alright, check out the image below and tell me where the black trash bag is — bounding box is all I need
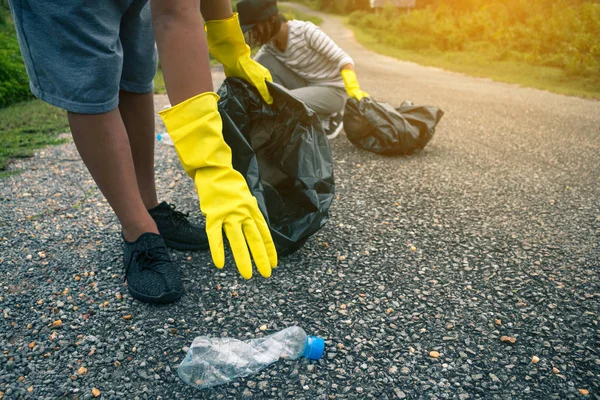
[343,97,444,155]
[217,78,335,256]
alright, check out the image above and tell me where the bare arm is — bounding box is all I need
[200,0,232,21]
[151,0,234,106]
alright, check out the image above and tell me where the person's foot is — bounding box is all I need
[323,112,344,140]
[123,233,184,304]
[148,201,209,251]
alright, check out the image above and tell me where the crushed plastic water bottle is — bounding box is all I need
[156,132,174,146]
[178,326,324,389]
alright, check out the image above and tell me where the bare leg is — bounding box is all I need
[118,90,159,210]
[151,0,232,105]
[68,109,158,242]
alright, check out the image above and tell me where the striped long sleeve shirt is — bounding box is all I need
[255,20,354,88]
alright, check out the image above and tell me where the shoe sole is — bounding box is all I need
[127,285,184,304]
[327,122,344,140]
[163,238,210,251]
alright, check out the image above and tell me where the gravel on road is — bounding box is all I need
[1,11,600,400]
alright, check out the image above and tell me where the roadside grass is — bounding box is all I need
[154,67,166,94]
[0,100,69,177]
[280,4,322,24]
[283,1,600,99]
[349,23,600,99]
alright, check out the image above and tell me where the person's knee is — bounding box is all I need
[67,107,118,121]
[312,90,347,115]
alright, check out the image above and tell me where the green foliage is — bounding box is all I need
[0,4,68,172]
[348,0,600,84]
[0,7,34,108]
[351,23,600,98]
[0,30,33,108]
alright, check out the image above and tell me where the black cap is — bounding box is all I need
[237,0,279,33]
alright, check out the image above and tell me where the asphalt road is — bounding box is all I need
[1,6,599,400]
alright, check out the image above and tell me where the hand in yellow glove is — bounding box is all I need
[205,13,273,104]
[341,69,369,101]
[159,93,277,279]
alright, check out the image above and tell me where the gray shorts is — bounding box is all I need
[8,0,157,114]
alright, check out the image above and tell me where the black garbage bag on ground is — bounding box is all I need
[343,97,444,155]
[217,78,335,256]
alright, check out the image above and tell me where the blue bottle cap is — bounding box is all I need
[303,336,325,360]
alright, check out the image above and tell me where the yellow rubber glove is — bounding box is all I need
[205,13,273,104]
[158,93,278,279]
[341,69,369,101]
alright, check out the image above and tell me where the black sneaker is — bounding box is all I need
[325,112,344,140]
[123,233,184,304]
[148,202,209,251]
